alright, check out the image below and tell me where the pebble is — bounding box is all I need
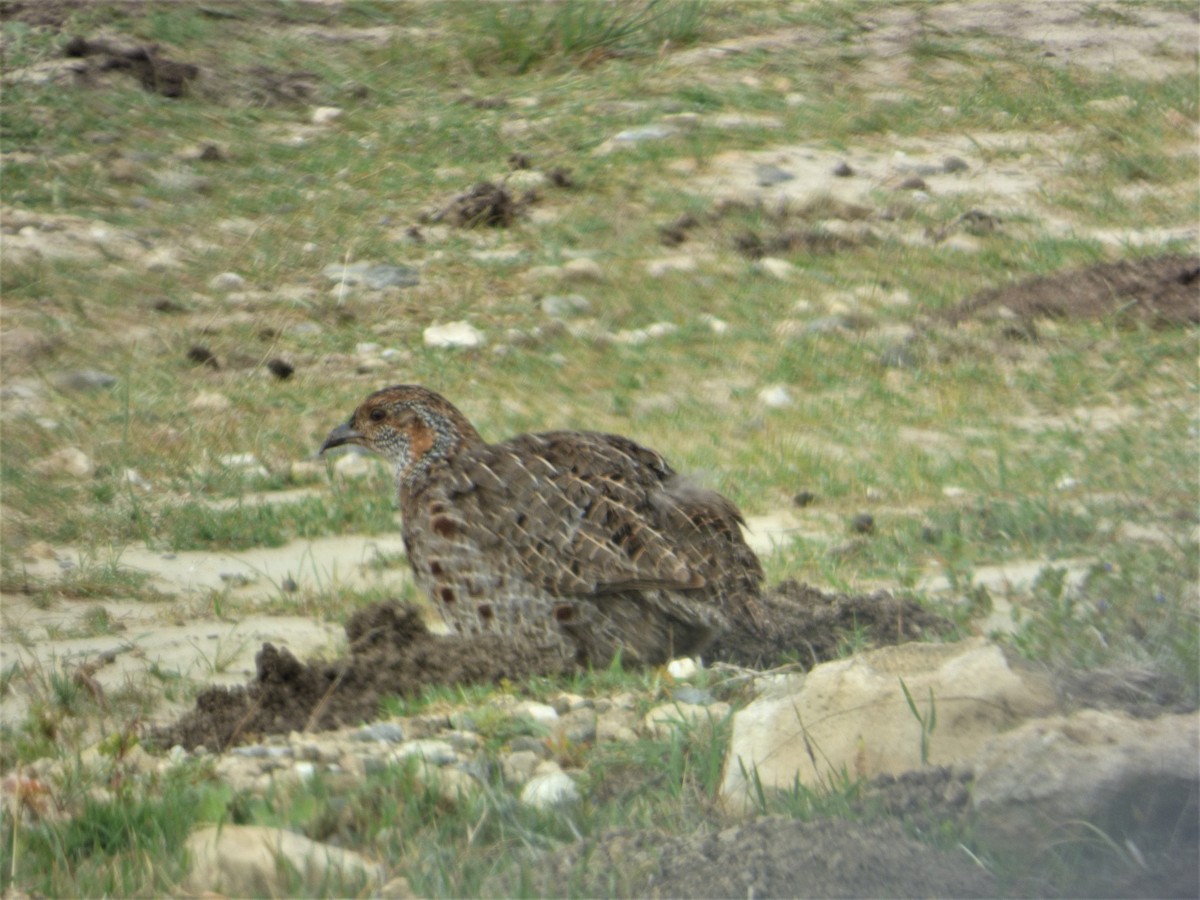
[53,369,117,392]
[755,164,795,186]
[208,272,247,291]
[31,447,94,479]
[323,262,419,290]
[757,385,793,408]
[423,321,486,349]
[540,294,591,318]
[353,722,406,744]
[667,658,700,680]
[310,106,344,125]
[612,124,677,144]
[645,255,697,278]
[514,701,559,726]
[560,257,605,283]
[520,764,580,810]
[754,257,795,280]
[333,453,374,479]
[391,739,457,766]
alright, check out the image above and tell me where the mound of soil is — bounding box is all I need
[154,603,573,752]
[155,583,954,751]
[948,254,1199,327]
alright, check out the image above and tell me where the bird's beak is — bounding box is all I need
[320,421,364,454]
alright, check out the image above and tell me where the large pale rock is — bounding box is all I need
[971,708,1200,850]
[183,824,385,896]
[721,638,1056,812]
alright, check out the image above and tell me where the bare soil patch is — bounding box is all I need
[948,254,1200,327]
[155,582,953,751]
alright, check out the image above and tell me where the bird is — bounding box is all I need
[320,384,763,668]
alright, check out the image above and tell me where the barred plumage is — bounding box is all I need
[321,385,763,667]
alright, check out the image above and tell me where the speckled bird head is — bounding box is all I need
[320,385,482,485]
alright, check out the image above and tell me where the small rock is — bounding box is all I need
[502,750,542,786]
[612,124,677,144]
[554,708,598,744]
[1085,95,1136,114]
[53,369,117,392]
[183,825,385,897]
[667,657,700,680]
[290,459,324,481]
[514,702,559,726]
[753,257,795,280]
[353,722,405,744]
[757,385,793,408]
[520,765,580,809]
[645,255,697,278]
[942,486,967,499]
[898,175,927,191]
[323,262,419,290]
[850,513,875,534]
[832,160,855,177]
[32,447,94,479]
[642,701,731,740]
[793,491,816,507]
[755,164,795,186]
[311,106,344,125]
[942,155,969,173]
[560,258,604,283]
[700,314,729,335]
[208,272,246,291]
[187,345,219,368]
[266,358,294,380]
[423,321,486,349]
[540,294,591,318]
[333,453,374,479]
[391,739,457,766]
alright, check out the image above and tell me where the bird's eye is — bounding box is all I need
[369,407,387,422]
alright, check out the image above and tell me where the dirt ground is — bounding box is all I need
[154,580,951,751]
[948,254,1200,327]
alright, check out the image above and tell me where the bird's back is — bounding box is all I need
[400,429,763,666]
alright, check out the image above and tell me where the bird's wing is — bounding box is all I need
[445,431,712,596]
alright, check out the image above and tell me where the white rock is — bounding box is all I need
[645,255,697,278]
[31,447,94,478]
[754,257,795,280]
[332,453,374,479]
[514,701,559,726]
[183,824,385,897]
[219,453,263,470]
[757,385,793,408]
[942,486,967,498]
[561,257,604,283]
[423,321,485,349]
[520,765,580,810]
[189,392,231,412]
[667,657,701,680]
[208,272,246,291]
[699,314,729,335]
[391,739,457,766]
[720,638,1058,813]
[540,294,591,317]
[311,106,344,125]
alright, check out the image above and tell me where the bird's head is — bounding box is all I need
[320,385,482,483]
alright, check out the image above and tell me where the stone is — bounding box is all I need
[753,257,795,280]
[182,824,385,897]
[31,447,94,479]
[757,385,793,408]
[423,321,486,349]
[502,750,542,786]
[391,739,457,766]
[667,657,700,680]
[323,262,419,290]
[311,106,344,125]
[971,709,1200,851]
[53,369,117,392]
[208,272,246,291]
[554,708,598,744]
[540,294,591,317]
[513,701,559,726]
[560,257,604,283]
[720,638,1058,813]
[645,255,697,278]
[521,763,580,809]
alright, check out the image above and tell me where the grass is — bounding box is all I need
[0,0,1196,896]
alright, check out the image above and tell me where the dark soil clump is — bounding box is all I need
[948,254,1200,327]
[156,582,951,750]
[428,182,521,228]
[708,579,955,669]
[154,603,572,751]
